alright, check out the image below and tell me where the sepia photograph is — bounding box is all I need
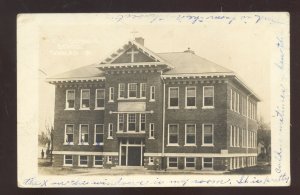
[17,13,290,187]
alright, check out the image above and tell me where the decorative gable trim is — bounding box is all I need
[46,76,105,83]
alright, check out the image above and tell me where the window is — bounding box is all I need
[65,124,74,144]
[149,123,154,139]
[237,127,240,147]
[140,114,146,131]
[150,86,155,101]
[66,90,75,109]
[203,86,214,107]
[168,124,179,145]
[168,157,178,168]
[186,87,196,108]
[233,91,236,111]
[230,89,233,110]
[202,158,213,169]
[95,89,105,109]
[118,114,125,132]
[185,157,196,168]
[64,155,73,166]
[94,124,104,145]
[202,124,213,145]
[118,83,125,99]
[128,114,136,131]
[169,87,179,108]
[128,83,137,98]
[230,126,233,147]
[108,123,113,138]
[94,156,103,167]
[109,87,114,102]
[79,155,88,167]
[148,157,154,165]
[237,93,240,113]
[140,83,146,98]
[185,124,196,145]
[79,124,89,144]
[107,156,112,164]
[80,89,90,109]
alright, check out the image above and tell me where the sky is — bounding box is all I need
[38,14,276,133]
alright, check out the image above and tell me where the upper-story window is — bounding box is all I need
[94,124,104,145]
[168,124,179,145]
[118,114,125,131]
[108,123,113,139]
[118,83,125,99]
[128,83,137,98]
[80,89,90,109]
[66,90,75,109]
[203,86,214,108]
[169,87,179,108]
[202,124,213,146]
[109,87,114,102]
[140,114,146,131]
[65,124,74,144]
[128,114,136,131]
[185,124,196,145]
[186,87,196,108]
[140,83,146,98]
[95,89,105,109]
[79,124,89,145]
[149,123,154,139]
[150,86,155,101]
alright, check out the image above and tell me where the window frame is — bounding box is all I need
[80,89,90,110]
[65,89,75,110]
[128,83,138,99]
[203,86,214,108]
[149,123,155,139]
[117,114,125,132]
[185,86,197,109]
[150,86,155,102]
[167,157,178,169]
[202,157,213,170]
[95,89,105,110]
[79,124,89,145]
[118,83,125,99]
[94,155,103,167]
[63,155,73,166]
[108,123,113,139]
[140,83,146,98]
[139,113,146,131]
[185,157,196,169]
[202,124,214,146]
[78,155,88,167]
[109,87,114,102]
[185,124,196,146]
[94,124,104,145]
[167,124,179,146]
[168,87,179,109]
[64,124,74,145]
[127,113,136,132]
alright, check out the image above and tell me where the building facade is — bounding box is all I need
[47,37,259,171]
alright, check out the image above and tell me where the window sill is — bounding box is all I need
[63,164,73,167]
[93,143,104,146]
[168,107,179,109]
[184,106,197,109]
[63,143,74,145]
[166,144,180,147]
[149,99,155,102]
[184,144,197,147]
[202,106,214,109]
[108,100,114,103]
[64,108,75,111]
[107,137,113,140]
[78,143,89,145]
[148,137,155,140]
[201,144,214,147]
[79,108,90,110]
[78,165,88,167]
[94,108,105,110]
[117,97,146,100]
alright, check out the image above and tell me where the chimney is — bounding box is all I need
[135,37,144,46]
[184,47,195,54]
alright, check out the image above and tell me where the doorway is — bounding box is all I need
[119,138,144,166]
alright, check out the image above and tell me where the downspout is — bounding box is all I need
[162,76,166,170]
[246,93,253,166]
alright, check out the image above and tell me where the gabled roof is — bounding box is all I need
[157,52,233,75]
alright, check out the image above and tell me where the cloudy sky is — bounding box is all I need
[37,13,283,132]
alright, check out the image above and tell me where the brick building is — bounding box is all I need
[47,37,260,171]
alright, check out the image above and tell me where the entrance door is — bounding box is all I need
[127,147,141,166]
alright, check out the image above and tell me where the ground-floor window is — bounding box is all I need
[107,156,113,164]
[94,155,103,167]
[185,157,196,168]
[64,155,73,166]
[79,155,88,167]
[168,157,178,168]
[202,157,213,169]
[148,157,154,165]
